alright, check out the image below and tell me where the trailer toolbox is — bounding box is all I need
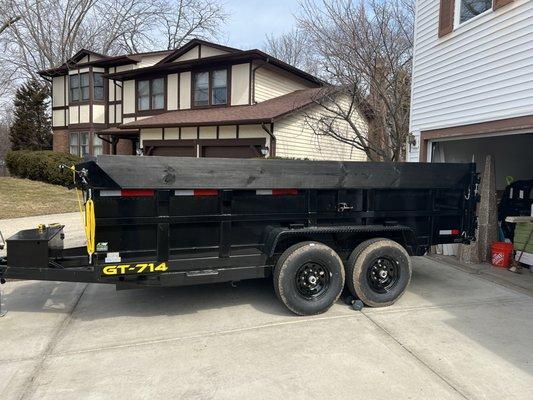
[6,225,64,268]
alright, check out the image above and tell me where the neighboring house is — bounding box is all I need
[409,0,533,189]
[39,39,368,161]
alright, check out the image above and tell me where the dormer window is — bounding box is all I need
[193,69,228,107]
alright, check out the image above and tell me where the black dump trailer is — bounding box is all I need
[0,156,478,315]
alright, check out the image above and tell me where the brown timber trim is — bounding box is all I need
[418,114,533,162]
[438,0,455,38]
[248,62,253,105]
[493,0,514,10]
[144,138,265,148]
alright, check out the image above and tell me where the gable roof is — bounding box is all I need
[120,88,326,129]
[69,48,107,63]
[155,39,240,65]
[38,49,174,78]
[106,49,324,86]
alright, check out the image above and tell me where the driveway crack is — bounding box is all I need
[18,283,89,400]
[361,310,471,400]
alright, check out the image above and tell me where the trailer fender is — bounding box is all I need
[262,225,418,258]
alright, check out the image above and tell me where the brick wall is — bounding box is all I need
[116,139,133,155]
[53,130,69,153]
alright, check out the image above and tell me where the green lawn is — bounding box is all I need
[0,177,79,219]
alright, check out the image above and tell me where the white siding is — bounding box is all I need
[52,109,65,127]
[179,72,191,109]
[167,73,178,110]
[52,76,65,107]
[123,80,135,114]
[93,105,105,124]
[231,63,250,105]
[140,128,163,146]
[254,65,314,103]
[409,0,533,160]
[176,47,199,62]
[274,101,368,161]
[136,54,166,68]
[200,45,229,58]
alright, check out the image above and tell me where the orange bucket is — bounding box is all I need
[491,242,513,268]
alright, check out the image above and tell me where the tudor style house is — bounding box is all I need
[39,39,368,160]
[409,0,533,189]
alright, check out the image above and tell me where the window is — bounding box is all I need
[69,132,79,155]
[137,78,165,111]
[93,73,104,101]
[151,78,164,109]
[69,75,80,102]
[69,132,90,156]
[93,134,103,156]
[193,72,209,107]
[69,72,90,102]
[457,0,492,25]
[193,69,227,107]
[212,70,227,105]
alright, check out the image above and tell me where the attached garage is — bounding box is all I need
[144,138,266,158]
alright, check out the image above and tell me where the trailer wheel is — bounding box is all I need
[346,238,411,308]
[274,241,345,316]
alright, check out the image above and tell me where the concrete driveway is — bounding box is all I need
[1,215,532,399]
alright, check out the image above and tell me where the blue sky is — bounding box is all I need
[223,0,302,49]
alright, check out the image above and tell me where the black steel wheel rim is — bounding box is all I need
[366,257,400,294]
[295,262,331,300]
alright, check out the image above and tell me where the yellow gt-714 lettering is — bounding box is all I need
[102,262,168,276]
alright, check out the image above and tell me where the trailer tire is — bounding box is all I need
[274,241,345,316]
[346,238,411,308]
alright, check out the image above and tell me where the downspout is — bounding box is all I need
[251,58,271,105]
[261,122,276,157]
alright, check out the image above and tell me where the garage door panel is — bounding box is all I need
[201,145,259,158]
[151,146,196,157]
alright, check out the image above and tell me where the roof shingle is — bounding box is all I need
[121,88,325,129]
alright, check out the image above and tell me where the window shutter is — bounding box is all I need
[493,0,513,11]
[438,0,455,38]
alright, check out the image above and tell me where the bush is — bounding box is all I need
[6,150,81,187]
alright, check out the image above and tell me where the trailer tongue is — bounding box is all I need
[0,156,478,315]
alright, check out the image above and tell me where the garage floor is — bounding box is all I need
[0,256,531,400]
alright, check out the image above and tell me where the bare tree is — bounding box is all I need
[159,0,228,50]
[297,0,414,161]
[0,0,227,84]
[263,29,319,76]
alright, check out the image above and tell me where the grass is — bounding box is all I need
[0,177,79,219]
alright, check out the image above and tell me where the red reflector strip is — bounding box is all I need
[256,189,298,196]
[194,189,218,196]
[121,189,155,197]
[439,229,460,235]
[175,189,218,196]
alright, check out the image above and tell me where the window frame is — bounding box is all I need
[69,71,105,104]
[136,77,166,113]
[192,68,230,108]
[69,73,91,103]
[454,0,493,28]
[69,131,89,156]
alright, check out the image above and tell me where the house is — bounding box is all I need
[39,39,368,161]
[408,0,533,190]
